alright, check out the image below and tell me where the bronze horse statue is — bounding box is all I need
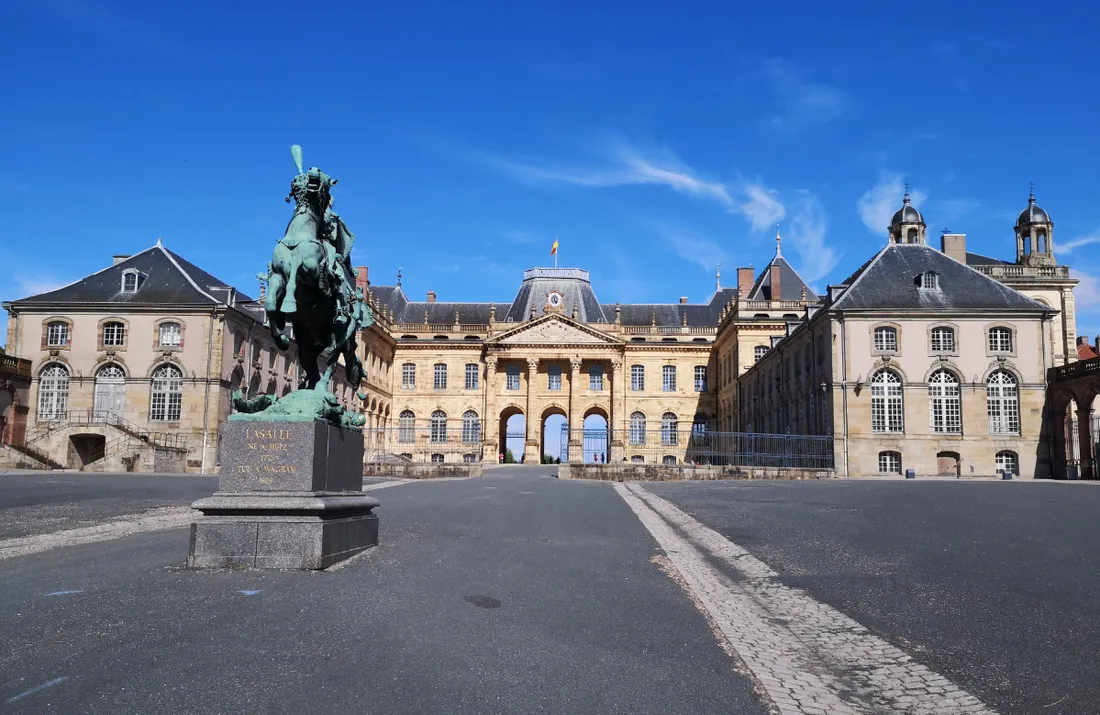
[260,147,370,403]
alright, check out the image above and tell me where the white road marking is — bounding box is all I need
[615,483,996,715]
[0,507,197,561]
[361,479,413,491]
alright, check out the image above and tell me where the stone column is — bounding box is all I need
[610,358,625,462]
[567,357,583,461]
[524,357,539,463]
[1078,406,1095,480]
[482,356,498,464]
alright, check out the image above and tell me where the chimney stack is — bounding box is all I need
[679,297,688,304]
[356,266,369,292]
[940,233,967,263]
[426,290,436,303]
[769,264,781,301]
[737,267,755,299]
[112,254,130,266]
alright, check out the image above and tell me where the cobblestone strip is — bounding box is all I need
[616,483,997,715]
[0,507,198,560]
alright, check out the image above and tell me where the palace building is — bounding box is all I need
[1,191,1083,477]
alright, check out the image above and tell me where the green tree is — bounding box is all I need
[504,448,516,464]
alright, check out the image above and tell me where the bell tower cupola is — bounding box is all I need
[1015,185,1055,266]
[888,186,927,245]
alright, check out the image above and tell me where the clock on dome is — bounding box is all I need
[546,290,564,312]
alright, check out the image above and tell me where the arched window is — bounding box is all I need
[661,412,678,446]
[430,410,447,443]
[150,365,183,421]
[461,410,480,444]
[37,364,69,419]
[431,453,445,463]
[995,450,1019,476]
[930,326,955,353]
[928,370,961,434]
[873,326,898,352]
[398,410,415,443]
[987,371,1020,434]
[102,320,126,347]
[870,370,903,433]
[401,363,415,390]
[629,412,646,445]
[878,451,902,474]
[94,364,126,416]
[251,340,262,365]
[159,321,182,347]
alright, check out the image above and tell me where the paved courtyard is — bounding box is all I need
[0,469,1095,714]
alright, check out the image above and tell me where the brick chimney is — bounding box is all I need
[679,297,688,304]
[355,266,369,292]
[426,290,436,303]
[940,233,967,263]
[768,264,781,301]
[737,267,755,298]
[112,254,130,265]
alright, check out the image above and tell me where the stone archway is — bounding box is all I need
[499,405,525,464]
[540,404,567,464]
[580,405,610,464]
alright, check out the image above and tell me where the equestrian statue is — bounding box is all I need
[230,145,371,427]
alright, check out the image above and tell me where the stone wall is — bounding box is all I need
[559,463,833,482]
[364,462,482,479]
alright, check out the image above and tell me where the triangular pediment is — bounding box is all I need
[488,314,622,345]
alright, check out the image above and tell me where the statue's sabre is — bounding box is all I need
[290,144,304,175]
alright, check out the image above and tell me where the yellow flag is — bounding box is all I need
[550,238,559,255]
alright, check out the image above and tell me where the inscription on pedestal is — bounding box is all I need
[218,421,363,493]
[239,427,296,486]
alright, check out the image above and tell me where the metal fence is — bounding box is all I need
[1064,413,1100,479]
[560,428,834,469]
[364,427,483,464]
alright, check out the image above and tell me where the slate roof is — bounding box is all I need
[830,243,1050,313]
[964,251,1010,267]
[7,242,262,318]
[746,253,819,302]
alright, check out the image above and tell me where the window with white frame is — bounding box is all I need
[754,345,768,363]
[919,271,939,290]
[506,364,521,390]
[431,453,444,463]
[873,326,898,352]
[37,364,70,419]
[121,270,140,293]
[102,321,125,347]
[987,371,1020,434]
[401,363,415,390]
[159,322,182,347]
[629,412,646,445]
[433,363,447,390]
[548,364,562,391]
[464,363,479,390]
[461,410,480,444]
[463,453,477,463]
[662,365,676,392]
[928,370,961,434]
[430,410,447,443]
[694,365,707,392]
[589,364,603,391]
[662,455,677,465]
[630,364,644,391]
[995,450,1019,476]
[870,369,904,433]
[988,326,1013,353]
[150,365,183,421]
[661,413,678,446]
[46,321,69,347]
[930,326,955,352]
[878,451,902,474]
[398,410,415,442]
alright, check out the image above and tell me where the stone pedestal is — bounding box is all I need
[187,420,379,570]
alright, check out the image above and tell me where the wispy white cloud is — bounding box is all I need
[737,184,786,231]
[14,275,66,298]
[1060,233,1100,255]
[857,173,928,236]
[655,225,728,273]
[785,192,840,285]
[760,59,847,130]
[1071,269,1100,338]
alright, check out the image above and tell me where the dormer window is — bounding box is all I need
[121,269,143,293]
[918,271,939,290]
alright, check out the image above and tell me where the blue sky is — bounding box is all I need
[3,0,1099,340]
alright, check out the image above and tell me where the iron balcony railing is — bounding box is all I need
[364,426,484,464]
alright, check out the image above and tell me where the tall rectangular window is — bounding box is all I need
[931,326,955,352]
[662,365,676,392]
[548,364,562,391]
[401,363,415,390]
[988,327,1013,353]
[630,365,644,392]
[506,364,521,390]
[694,366,707,392]
[159,322,182,347]
[874,326,898,352]
[589,365,603,391]
[46,321,69,347]
[754,346,768,363]
[102,321,125,347]
[433,363,447,390]
[464,363,479,390]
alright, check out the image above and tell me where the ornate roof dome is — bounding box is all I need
[890,193,924,226]
[1016,190,1051,226]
